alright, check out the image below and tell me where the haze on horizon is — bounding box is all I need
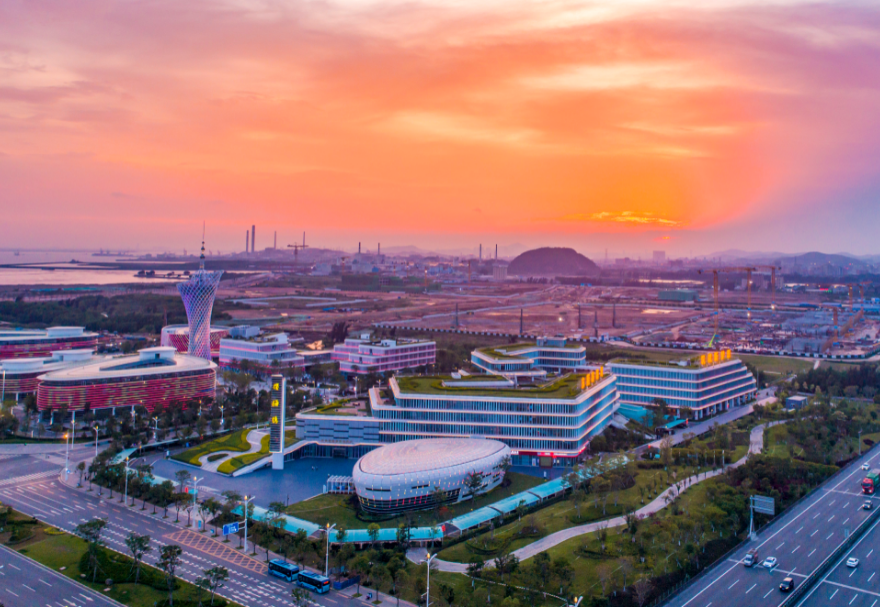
[2,0,880,258]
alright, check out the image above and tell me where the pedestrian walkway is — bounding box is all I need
[422,420,780,572]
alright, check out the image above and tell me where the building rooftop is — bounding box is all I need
[0,326,97,342]
[392,372,608,400]
[39,347,215,382]
[356,438,508,476]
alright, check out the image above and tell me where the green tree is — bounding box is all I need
[158,544,183,607]
[124,532,151,584]
[75,518,107,582]
[367,523,381,547]
[201,566,229,606]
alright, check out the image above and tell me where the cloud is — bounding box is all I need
[552,211,685,229]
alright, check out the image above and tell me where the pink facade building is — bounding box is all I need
[332,335,436,374]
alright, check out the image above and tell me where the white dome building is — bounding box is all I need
[353,438,510,514]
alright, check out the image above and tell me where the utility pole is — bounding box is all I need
[520,308,524,335]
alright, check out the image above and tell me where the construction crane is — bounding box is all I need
[698,266,757,340]
[339,256,349,274]
[754,265,781,310]
[859,282,871,311]
[286,232,309,264]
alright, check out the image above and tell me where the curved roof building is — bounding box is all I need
[0,350,105,398]
[36,346,216,413]
[176,240,223,361]
[353,438,510,513]
[0,327,100,359]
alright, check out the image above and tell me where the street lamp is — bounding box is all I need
[123,457,141,506]
[243,495,254,554]
[63,433,70,479]
[220,406,225,429]
[191,476,203,527]
[325,523,336,577]
[424,552,437,607]
[93,425,100,458]
[152,416,159,440]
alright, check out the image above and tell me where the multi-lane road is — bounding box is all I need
[0,445,357,607]
[667,445,880,607]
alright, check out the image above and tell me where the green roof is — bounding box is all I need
[475,341,584,360]
[394,373,596,399]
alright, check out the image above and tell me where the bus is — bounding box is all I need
[268,559,300,582]
[296,570,331,594]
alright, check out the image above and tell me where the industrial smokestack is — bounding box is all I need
[479,244,482,261]
[251,225,255,253]
[495,244,498,260]
[246,231,249,254]
[359,242,361,254]
[274,231,277,249]
[378,243,381,256]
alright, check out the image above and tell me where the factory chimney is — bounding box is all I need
[479,244,482,261]
[274,231,277,249]
[245,231,249,254]
[251,225,255,253]
[378,243,381,256]
[359,242,361,255]
[495,244,498,261]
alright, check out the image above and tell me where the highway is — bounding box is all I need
[666,444,880,607]
[0,542,124,607]
[0,447,357,607]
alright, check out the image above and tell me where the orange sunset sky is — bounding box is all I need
[2,0,880,257]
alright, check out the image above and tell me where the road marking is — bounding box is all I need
[851,568,857,577]
[811,529,819,537]
[814,513,821,519]
[853,595,859,605]
[763,589,774,598]
[868,549,874,559]
[831,589,840,600]
[797,526,803,533]
[777,542,785,549]
[824,580,880,598]
[4,589,18,597]
[844,517,850,526]
[830,515,836,522]
[746,583,756,594]
[871,572,877,582]
[38,579,51,586]
[728,580,738,590]
[828,533,835,540]
[809,549,817,557]
[792,545,800,553]
[21,583,34,591]
[831,500,837,506]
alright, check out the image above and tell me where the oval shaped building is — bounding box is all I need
[353,438,510,514]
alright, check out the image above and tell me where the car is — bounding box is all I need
[865,501,873,510]
[762,557,778,569]
[863,463,871,471]
[779,577,795,592]
[743,551,759,567]
[847,558,860,568]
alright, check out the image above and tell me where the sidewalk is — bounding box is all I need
[424,420,780,572]
[59,451,419,607]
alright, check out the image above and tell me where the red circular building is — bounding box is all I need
[160,325,228,359]
[36,346,216,413]
[0,327,100,359]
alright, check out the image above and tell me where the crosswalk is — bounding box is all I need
[0,470,58,488]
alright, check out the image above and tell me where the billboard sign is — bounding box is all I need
[269,374,286,453]
[751,495,775,516]
[222,522,239,535]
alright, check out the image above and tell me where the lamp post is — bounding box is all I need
[424,553,436,607]
[152,416,159,441]
[1,368,6,406]
[63,433,70,479]
[93,425,100,458]
[191,476,203,527]
[123,457,141,506]
[325,523,336,577]
[220,406,225,429]
[243,494,254,554]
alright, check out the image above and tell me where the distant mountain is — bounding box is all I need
[507,247,599,277]
[785,252,868,267]
[707,249,790,260]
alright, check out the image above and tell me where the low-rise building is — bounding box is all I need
[332,334,435,375]
[608,351,756,420]
[36,346,216,414]
[0,350,104,400]
[219,332,304,376]
[470,337,587,380]
[0,327,100,359]
[786,395,809,410]
[371,370,618,467]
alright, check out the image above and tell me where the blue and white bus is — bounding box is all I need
[268,559,300,582]
[296,570,331,594]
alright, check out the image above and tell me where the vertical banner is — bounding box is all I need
[269,374,286,454]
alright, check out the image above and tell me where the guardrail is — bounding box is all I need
[780,506,880,606]
[656,441,880,606]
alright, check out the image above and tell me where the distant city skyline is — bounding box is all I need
[2,0,880,256]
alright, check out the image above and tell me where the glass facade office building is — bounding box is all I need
[608,359,757,420]
[370,374,619,467]
[471,337,587,380]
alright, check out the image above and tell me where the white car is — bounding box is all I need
[762,557,778,569]
[862,464,870,471]
[847,558,860,568]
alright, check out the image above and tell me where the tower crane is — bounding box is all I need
[286,232,309,264]
[754,265,781,310]
[698,266,757,341]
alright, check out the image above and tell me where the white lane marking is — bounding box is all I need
[38,579,51,586]
[868,549,874,559]
[792,545,800,553]
[872,572,877,583]
[830,515,836,522]
[728,580,739,590]
[746,583,756,594]
[809,548,817,557]
[811,530,819,537]
[777,542,786,549]
[763,589,774,598]
[852,595,859,605]
[828,533,836,540]
[797,526,804,533]
[831,589,840,600]
[844,517,850,525]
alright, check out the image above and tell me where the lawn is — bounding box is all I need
[286,471,544,530]
[216,430,300,474]
[395,373,587,399]
[170,429,252,466]
[738,354,815,376]
[15,521,243,607]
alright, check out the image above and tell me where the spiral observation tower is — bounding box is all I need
[177,237,223,361]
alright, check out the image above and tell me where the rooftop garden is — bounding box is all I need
[394,373,595,399]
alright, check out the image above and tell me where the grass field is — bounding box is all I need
[170,429,252,466]
[216,430,299,474]
[737,354,816,376]
[14,520,243,607]
[286,471,543,530]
